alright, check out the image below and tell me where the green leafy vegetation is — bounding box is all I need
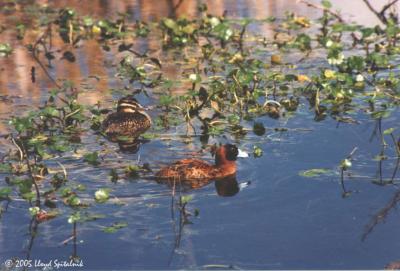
[299,168,333,178]
[102,222,128,233]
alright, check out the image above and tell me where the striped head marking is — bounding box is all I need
[117,96,143,113]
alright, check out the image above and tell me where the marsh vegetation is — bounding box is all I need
[1,0,400,269]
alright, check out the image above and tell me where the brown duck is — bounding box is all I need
[102,96,151,140]
[156,144,242,187]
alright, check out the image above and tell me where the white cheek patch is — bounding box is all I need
[119,102,138,109]
[237,149,249,158]
[121,108,136,113]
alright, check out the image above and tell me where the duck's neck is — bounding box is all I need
[213,162,236,178]
[214,154,236,177]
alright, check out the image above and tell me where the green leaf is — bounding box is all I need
[66,195,81,206]
[68,212,81,224]
[28,134,48,145]
[83,16,94,27]
[125,165,140,178]
[16,179,33,195]
[60,187,73,198]
[371,110,391,119]
[51,139,72,152]
[95,188,110,203]
[340,159,352,170]
[284,74,298,81]
[0,43,13,57]
[29,206,40,216]
[80,213,106,222]
[0,187,12,200]
[361,27,374,38]
[109,169,119,183]
[321,0,332,8]
[115,135,132,142]
[162,18,178,30]
[182,24,196,34]
[76,184,86,191]
[0,163,12,173]
[41,106,59,117]
[181,195,193,204]
[295,33,311,51]
[383,128,396,135]
[141,133,157,140]
[84,151,100,166]
[253,122,266,136]
[299,168,332,177]
[253,145,263,158]
[103,222,128,233]
[264,16,276,23]
[22,192,35,201]
[347,56,365,72]
[159,95,174,106]
[373,154,388,161]
[228,114,240,125]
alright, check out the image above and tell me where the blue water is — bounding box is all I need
[1,1,400,270]
[2,107,400,269]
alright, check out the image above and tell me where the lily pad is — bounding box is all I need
[95,188,110,203]
[299,168,333,177]
[103,222,128,233]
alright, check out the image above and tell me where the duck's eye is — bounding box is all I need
[225,145,238,161]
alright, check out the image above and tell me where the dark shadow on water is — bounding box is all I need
[215,176,240,197]
[105,136,149,153]
[157,174,241,197]
[362,189,400,242]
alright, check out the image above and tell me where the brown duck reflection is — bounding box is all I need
[103,133,148,153]
[158,175,240,197]
[214,176,240,197]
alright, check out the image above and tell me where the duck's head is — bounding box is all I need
[215,144,239,165]
[117,96,144,113]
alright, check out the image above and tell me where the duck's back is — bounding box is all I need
[156,159,216,183]
[102,111,151,138]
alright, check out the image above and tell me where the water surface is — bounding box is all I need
[1,0,400,270]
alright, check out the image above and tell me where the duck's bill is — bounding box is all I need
[237,149,249,158]
[239,181,251,189]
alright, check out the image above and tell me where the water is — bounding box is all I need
[1,0,400,270]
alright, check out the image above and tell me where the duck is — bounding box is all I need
[102,96,151,140]
[156,144,244,186]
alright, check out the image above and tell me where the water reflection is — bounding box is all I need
[18,217,81,270]
[26,218,39,263]
[166,175,240,266]
[157,174,240,197]
[107,137,148,153]
[362,189,400,241]
[28,0,397,23]
[214,176,240,197]
[0,0,397,136]
[2,0,400,269]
